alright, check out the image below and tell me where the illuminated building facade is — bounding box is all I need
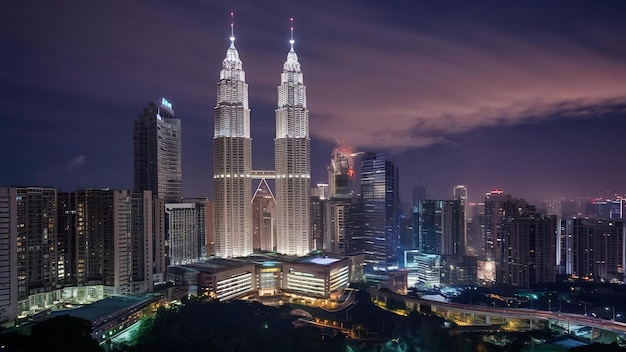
[353,152,399,278]
[165,203,198,265]
[275,24,310,256]
[252,179,276,251]
[404,250,440,289]
[483,190,527,283]
[283,256,350,298]
[0,187,58,323]
[213,19,253,258]
[560,218,625,282]
[133,99,182,203]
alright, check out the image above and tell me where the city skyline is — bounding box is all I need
[2,1,626,203]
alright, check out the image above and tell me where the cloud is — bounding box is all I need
[296,13,626,151]
[67,155,86,172]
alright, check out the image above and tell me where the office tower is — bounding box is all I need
[310,185,325,251]
[353,152,399,277]
[0,187,57,323]
[213,18,252,258]
[560,218,625,282]
[252,179,276,251]
[275,22,310,256]
[415,200,464,256]
[506,211,557,287]
[165,203,198,265]
[134,98,182,203]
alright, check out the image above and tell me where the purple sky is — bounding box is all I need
[2,1,626,203]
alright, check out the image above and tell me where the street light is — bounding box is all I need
[606,306,615,320]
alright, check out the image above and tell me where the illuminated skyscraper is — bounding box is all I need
[134,98,182,203]
[351,152,399,279]
[213,15,252,258]
[275,20,310,256]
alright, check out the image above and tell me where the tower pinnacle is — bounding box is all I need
[289,17,295,52]
[229,12,235,47]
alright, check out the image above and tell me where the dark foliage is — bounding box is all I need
[0,315,102,352]
[125,296,346,352]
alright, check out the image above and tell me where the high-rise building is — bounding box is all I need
[560,218,625,282]
[73,189,153,294]
[483,190,527,283]
[252,179,276,251]
[466,202,485,257]
[0,187,58,323]
[184,197,213,261]
[310,185,326,251]
[165,203,198,265]
[506,211,557,287]
[134,98,182,203]
[57,192,77,286]
[353,152,399,277]
[324,145,355,255]
[454,185,468,254]
[213,18,252,258]
[327,143,355,199]
[415,200,464,256]
[275,22,310,256]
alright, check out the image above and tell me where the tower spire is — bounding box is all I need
[230,11,235,47]
[289,17,295,52]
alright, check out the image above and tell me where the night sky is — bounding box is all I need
[2,1,626,203]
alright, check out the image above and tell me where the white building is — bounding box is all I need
[213,18,253,258]
[275,23,311,256]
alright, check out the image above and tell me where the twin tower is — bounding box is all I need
[213,17,310,258]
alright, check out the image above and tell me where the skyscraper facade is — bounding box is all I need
[506,211,557,287]
[560,218,625,282]
[415,200,464,256]
[354,152,399,277]
[134,98,182,203]
[0,187,58,323]
[213,22,252,258]
[275,26,310,256]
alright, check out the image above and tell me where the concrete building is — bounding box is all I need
[213,20,253,258]
[506,212,557,287]
[133,98,182,203]
[275,25,311,257]
[0,187,60,322]
[165,203,198,265]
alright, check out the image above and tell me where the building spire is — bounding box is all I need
[229,11,235,47]
[289,17,295,52]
